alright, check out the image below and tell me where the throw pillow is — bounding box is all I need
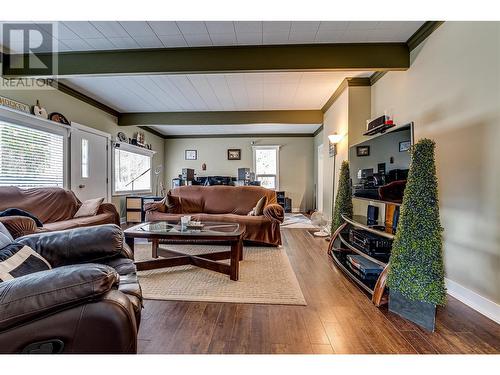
[0,242,52,282]
[247,196,267,216]
[0,208,43,227]
[179,196,204,214]
[74,197,104,218]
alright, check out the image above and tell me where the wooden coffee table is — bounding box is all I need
[124,221,245,281]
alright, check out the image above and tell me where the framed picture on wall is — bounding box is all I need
[185,150,197,160]
[227,149,241,160]
[399,140,411,152]
[356,145,370,157]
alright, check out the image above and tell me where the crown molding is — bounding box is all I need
[321,77,371,113]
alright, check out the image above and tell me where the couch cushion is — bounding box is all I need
[0,187,80,224]
[42,212,116,232]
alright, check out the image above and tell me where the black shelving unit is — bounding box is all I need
[328,214,395,306]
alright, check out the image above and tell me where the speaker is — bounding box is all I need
[238,168,250,181]
[367,205,379,225]
[377,163,386,175]
[182,168,195,181]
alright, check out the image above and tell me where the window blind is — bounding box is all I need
[0,121,64,188]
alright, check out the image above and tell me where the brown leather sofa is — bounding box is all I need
[0,187,120,239]
[0,224,142,353]
[145,185,285,246]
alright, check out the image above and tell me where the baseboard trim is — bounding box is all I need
[445,278,500,324]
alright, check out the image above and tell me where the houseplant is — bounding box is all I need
[331,160,353,233]
[387,138,446,331]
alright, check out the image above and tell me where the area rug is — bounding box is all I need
[281,213,317,229]
[135,244,306,306]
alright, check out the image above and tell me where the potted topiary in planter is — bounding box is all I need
[331,160,353,233]
[387,138,446,332]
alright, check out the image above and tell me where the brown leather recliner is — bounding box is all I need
[0,224,142,354]
[0,187,120,239]
[145,185,285,246]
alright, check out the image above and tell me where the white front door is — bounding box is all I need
[317,144,324,212]
[70,124,110,202]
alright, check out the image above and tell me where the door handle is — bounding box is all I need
[78,184,85,188]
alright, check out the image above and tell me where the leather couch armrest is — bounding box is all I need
[0,264,118,332]
[0,216,38,239]
[97,202,121,226]
[263,203,285,223]
[17,224,132,267]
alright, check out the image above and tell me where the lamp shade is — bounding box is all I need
[328,133,344,144]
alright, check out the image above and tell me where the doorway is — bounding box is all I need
[317,144,324,212]
[70,123,111,202]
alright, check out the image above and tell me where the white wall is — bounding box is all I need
[371,22,500,304]
[164,136,315,212]
[321,90,349,218]
[313,129,324,210]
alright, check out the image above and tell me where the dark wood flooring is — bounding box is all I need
[136,228,500,354]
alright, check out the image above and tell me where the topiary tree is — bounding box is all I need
[387,138,446,306]
[331,160,353,233]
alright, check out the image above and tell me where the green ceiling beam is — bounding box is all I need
[4,43,410,77]
[118,110,323,126]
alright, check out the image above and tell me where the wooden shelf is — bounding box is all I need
[342,214,394,240]
[338,233,388,267]
[352,196,402,206]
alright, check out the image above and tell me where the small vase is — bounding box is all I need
[389,290,436,332]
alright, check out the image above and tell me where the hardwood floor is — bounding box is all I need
[137,228,500,354]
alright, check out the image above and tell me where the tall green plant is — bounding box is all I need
[387,139,446,305]
[331,160,353,233]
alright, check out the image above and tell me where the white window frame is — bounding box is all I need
[252,145,280,190]
[0,106,70,188]
[112,141,156,196]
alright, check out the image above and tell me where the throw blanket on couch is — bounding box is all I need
[0,208,43,227]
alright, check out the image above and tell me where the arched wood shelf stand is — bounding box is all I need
[328,215,393,307]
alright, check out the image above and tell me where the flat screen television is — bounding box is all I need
[349,123,414,203]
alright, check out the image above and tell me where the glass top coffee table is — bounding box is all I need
[124,221,245,281]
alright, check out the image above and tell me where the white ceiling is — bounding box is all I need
[0,21,425,52]
[61,71,372,112]
[151,123,321,136]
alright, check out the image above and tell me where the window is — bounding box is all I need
[113,146,152,194]
[253,145,280,190]
[0,121,64,188]
[81,138,89,178]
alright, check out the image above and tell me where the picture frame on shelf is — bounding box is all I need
[227,149,241,160]
[185,150,197,160]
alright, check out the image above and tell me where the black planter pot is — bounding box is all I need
[389,290,436,332]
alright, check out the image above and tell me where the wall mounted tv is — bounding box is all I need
[349,122,414,204]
